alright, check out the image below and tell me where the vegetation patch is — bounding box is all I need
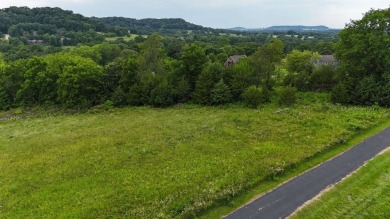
[0,104,388,218]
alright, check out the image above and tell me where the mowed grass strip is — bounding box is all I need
[290,150,390,219]
[0,104,389,218]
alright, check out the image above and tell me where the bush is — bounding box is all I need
[241,86,263,108]
[278,87,297,106]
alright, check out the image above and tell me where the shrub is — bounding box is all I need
[241,86,263,108]
[278,87,297,106]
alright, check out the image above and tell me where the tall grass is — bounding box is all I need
[0,104,389,218]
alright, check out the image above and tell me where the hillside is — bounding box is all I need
[0,6,106,34]
[0,6,214,37]
[95,17,212,34]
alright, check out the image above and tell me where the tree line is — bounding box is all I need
[0,7,388,110]
[0,33,342,110]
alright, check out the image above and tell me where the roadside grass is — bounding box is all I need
[0,102,389,218]
[290,150,390,219]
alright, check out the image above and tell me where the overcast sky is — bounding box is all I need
[1,1,389,28]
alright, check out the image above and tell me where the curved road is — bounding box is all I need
[225,126,390,219]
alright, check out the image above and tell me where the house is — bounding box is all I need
[224,55,246,67]
[27,39,44,45]
[317,55,339,67]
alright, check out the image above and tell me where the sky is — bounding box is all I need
[1,0,389,28]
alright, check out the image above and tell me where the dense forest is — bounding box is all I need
[0,6,388,111]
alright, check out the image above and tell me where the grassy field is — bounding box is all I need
[105,34,147,42]
[0,102,389,218]
[290,150,390,219]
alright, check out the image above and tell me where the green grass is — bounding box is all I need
[290,150,390,219]
[0,103,389,218]
[105,34,147,42]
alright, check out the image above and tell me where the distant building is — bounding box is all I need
[27,39,44,45]
[317,55,339,67]
[224,55,246,67]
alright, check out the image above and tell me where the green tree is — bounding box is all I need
[285,50,320,91]
[211,79,232,105]
[172,77,191,103]
[103,56,138,102]
[278,87,297,106]
[0,54,11,110]
[228,57,255,99]
[335,7,390,106]
[336,7,390,80]
[16,56,50,105]
[55,54,104,108]
[354,76,380,106]
[138,33,165,76]
[0,59,26,109]
[309,65,336,91]
[331,83,350,104]
[149,79,174,107]
[69,45,102,64]
[286,50,319,75]
[241,86,263,108]
[179,44,208,90]
[192,70,214,105]
[250,38,284,89]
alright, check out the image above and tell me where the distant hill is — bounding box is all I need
[227,25,336,32]
[94,17,212,34]
[0,6,218,37]
[0,6,106,34]
[265,25,330,31]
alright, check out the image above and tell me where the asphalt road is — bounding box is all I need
[224,126,390,219]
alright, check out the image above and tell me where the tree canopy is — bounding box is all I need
[333,7,390,107]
